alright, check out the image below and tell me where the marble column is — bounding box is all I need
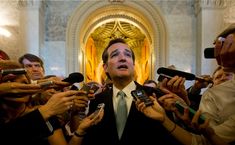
[18,0,44,56]
[194,0,227,75]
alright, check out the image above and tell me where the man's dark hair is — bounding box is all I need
[18,53,44,69]
[217,24,235,38]
[102,38,135,64]
[101,38,135,80]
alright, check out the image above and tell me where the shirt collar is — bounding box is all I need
[113,81,136,98]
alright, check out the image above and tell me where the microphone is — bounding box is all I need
[204,47,215,59]
[1,68,26,75]
[157,67,212,83]
[157,67,195,80]
[63,72,84,84]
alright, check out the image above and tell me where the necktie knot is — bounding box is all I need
[118,91,126,98]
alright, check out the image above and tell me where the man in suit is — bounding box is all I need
[79,38,182,145]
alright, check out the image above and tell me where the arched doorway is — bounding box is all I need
[66,1,168,84]
[85,20,149,84]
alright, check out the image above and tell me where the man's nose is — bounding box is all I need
[31,65,39,70]
[119,53,126,61]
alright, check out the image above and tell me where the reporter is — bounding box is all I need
[0,60,81,145]
[135,96,229,145]
[18,53,45,81]
[199,24,235,144]
[214,24,235,71]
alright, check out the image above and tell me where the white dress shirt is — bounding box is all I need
[112,81,135,116]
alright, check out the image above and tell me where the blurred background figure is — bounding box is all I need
[0,50,10,60]
[18,53,45,82]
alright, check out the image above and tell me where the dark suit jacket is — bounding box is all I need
[0,109,60,145]
[82,82,183,145]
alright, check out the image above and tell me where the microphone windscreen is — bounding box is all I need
[204,47,215,59]
[157,67,195,80]
[63,72,84,84]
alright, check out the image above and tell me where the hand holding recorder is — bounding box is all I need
[175,101,206,124]
[74,103,105,136]
[131,89,154,107]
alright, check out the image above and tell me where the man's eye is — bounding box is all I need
[110,53,118,58]
[25,65,32,68]
[125,53,132,57]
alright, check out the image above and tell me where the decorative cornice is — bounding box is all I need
[193,0,227,16]
[18,0,43,9]
[108,0,124,3]
[223,1,235,23]
[78,4,153,45]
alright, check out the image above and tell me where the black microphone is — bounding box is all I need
[1,68,26,75]
[157,67,195,80]
[63,72,84,84]
[204,47,215,59]
[157,67,212,83]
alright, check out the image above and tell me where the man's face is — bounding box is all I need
[22,58,44,80]
[214,33,235,67]
[103,42,135,80]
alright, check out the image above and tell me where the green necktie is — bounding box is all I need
[116,91,127,139]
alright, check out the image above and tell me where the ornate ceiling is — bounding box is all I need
[90,20,146,61]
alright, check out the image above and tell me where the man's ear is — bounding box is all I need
[103,63,108,73]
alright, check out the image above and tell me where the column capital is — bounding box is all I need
[193,0,229,16]
[18,0,44,9]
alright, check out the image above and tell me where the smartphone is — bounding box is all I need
[93,103,105,117]
[131,89,154,106]
[175,101,206,124]
[39,81,54,89]
[1,68,26,75]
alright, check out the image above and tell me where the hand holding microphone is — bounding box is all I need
[63,72,84,90]
[37,72,84,91]
[63,72,84,84]
[157,67,213,83]
[0,68,27,83]
[0,82,41,96]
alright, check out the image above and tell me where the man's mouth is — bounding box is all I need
[117,65,128,69]
[33,73,41,76]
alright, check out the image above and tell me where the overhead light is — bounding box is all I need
[0,27,11,37]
